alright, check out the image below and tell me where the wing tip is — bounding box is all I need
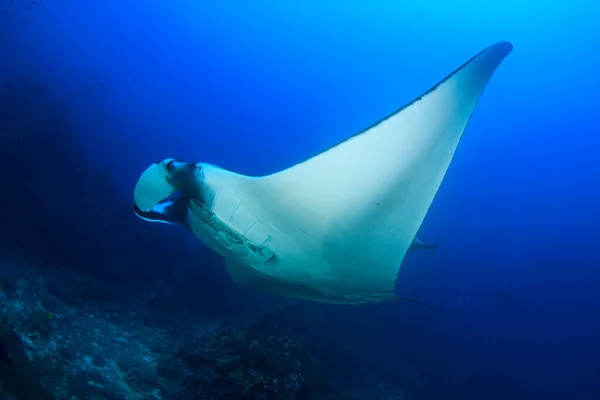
[493,40,514,52]
[484,40,514,63]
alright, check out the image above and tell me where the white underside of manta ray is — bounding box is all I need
[133,41,513,304]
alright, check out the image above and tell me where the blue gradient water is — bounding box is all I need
[1,1,599,398]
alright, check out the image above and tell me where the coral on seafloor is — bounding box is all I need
[165,324,311,400]
[0,259,323,400]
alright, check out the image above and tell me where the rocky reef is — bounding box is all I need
[0,257,415,400]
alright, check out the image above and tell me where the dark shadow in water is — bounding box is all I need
[0,77,189,285]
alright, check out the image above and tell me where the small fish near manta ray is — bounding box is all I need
[133,41,513,305]
[409,235,439,252]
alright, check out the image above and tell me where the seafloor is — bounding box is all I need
[0,258,410,400]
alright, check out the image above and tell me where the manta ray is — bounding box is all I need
[133,41,513,304]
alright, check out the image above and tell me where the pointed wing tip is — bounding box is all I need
[456,41,513,90]
[494,41,514,52]
[485,41,514,62]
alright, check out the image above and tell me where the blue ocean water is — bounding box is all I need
[0,0,599,399]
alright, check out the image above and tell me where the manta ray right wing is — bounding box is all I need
[234,42,513,301]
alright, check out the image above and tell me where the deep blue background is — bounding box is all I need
[1,0,599,398]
